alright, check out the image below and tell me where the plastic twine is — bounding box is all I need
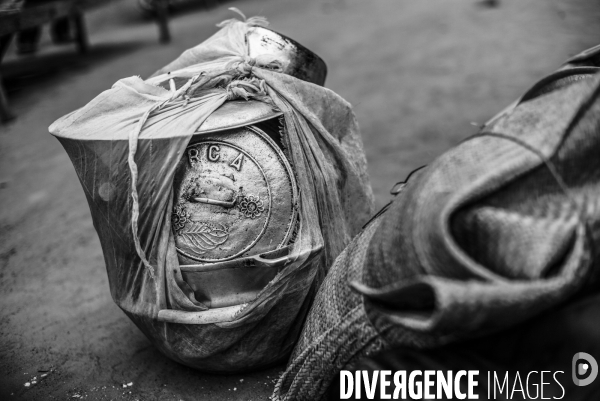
[127,104,159,279]
[216,7,268,29]
[126,74,202,279]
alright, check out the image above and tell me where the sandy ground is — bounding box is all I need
[1,0,599,399]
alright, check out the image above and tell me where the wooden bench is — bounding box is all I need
[0,0,170,122]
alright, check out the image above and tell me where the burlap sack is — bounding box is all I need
[327,292,600,400]
[49,13,373,372]
[273,51,600,400]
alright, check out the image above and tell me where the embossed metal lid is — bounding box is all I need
[172,126,297,264]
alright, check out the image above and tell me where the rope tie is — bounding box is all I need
[225,77,268,100]
[126,72,204,279]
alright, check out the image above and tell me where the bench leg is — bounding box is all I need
[0,74,15,123]
[72,11,89,54]
[1,33,13,64]
[156,0,171,44]
[0,35,15,123]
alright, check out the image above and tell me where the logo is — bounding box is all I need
[572,352,598,386]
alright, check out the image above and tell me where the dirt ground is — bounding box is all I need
[1,0,599,399]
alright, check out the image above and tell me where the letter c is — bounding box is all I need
[455,371,466,400]
[207,145,220,162]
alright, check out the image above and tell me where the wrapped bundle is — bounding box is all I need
[273,49,600,400]
[49,10,373,372]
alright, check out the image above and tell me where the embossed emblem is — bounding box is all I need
[238,194,264,219]
[172,126,298,264]
[171,204,191,233]
[177,221,230,255]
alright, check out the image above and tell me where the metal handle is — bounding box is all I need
[190,197,236,208]
[158,304,245,324]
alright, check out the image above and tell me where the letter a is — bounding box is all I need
[230,152,244,171]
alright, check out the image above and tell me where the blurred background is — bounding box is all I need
[1,0,599,399]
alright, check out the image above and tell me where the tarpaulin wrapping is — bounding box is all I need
[49,15,373,372]
[273,61,600,399]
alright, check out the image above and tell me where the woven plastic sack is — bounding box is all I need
[328,292,600,400]
[273,56,600,400]
[49,13,373,372]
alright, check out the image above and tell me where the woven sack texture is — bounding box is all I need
[274,61,600,400]
[328,291,600,400]
[49,14,373,372]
